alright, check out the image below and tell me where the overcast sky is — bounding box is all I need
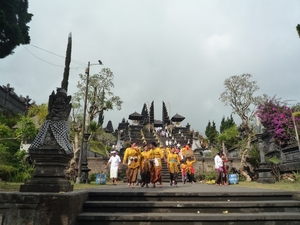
[1,0,300,135]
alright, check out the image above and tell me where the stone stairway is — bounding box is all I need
[76,190,300,225]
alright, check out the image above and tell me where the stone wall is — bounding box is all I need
[0,190,88,225]
[87,157,107,175]
[192,157,241,174]
[87,156,242,176]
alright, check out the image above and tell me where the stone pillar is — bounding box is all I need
[79,133,91,183]
[256,133,275,184]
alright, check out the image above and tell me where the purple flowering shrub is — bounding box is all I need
[256,98,299,146]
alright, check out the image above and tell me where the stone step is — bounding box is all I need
[77,189,300,225]
[87,191,295,202]
[82,200,300,213]
[77,212,300,225]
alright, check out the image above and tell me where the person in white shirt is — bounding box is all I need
[105,150,121,185]
[214,152,223,185]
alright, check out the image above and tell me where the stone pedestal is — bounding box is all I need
[20,148,73,192]
[256,163,275,184]
[20,131,73,192]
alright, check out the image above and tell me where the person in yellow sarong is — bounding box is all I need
[123,141,141,187]
[164,146,171,161]
[167,146,180,187]
[140,144,151,188]
[186,156,197,183]
[148,141,164,188]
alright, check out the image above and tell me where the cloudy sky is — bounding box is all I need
[1,0,300,135]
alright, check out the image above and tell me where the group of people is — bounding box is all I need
[214,151,229,186]
[105,141,197,188]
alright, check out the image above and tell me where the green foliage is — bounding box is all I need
[218,125,239,148]
[291,102,300,113]
[205,121,219,146]
[27,103,48,125]
[15,116,37,142]
[292,171,300,183]
[89,140,107,155]
[75,67,123,123]
[88,173,97,183]
[0,144,16,181]
[89,120,99,133]
[220,115,235,133]
[0,0,33,58]
[0,112,20,128]
[195,172,205,181]
[0,123,12,138]
[89,127,116,156]
[0,144,9,164]
[268,156,280,165]
[203,171,217,181]
[247,144,260,169]
[0,112,34,182]
[0,116,20,152]
[96,131,116,147]
[0,145,34,182]
[0,165,16,181]
[239,174,246,182]
[267,156,281,181]
[11,150,34,182]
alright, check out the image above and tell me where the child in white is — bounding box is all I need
[105,151,121,185]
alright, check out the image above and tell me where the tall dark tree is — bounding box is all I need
[220,117,225,133]
[205,120,219,146]
[61,33,72,92]
[296,24,300,38]
[220,114,235,133]
[149,101,154,124]
[0,0,33,58]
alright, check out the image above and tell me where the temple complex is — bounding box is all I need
[112,101,199,153]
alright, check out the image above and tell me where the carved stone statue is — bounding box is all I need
[20,88,74,192]
[28,88,73,154]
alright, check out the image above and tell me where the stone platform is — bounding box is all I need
[1,182,300,225]
[77,182,300,225]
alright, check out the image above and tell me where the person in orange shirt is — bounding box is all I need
[180,160,188,184]
[186,156,197,184]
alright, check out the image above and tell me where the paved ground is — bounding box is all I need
[87,182,294,193]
